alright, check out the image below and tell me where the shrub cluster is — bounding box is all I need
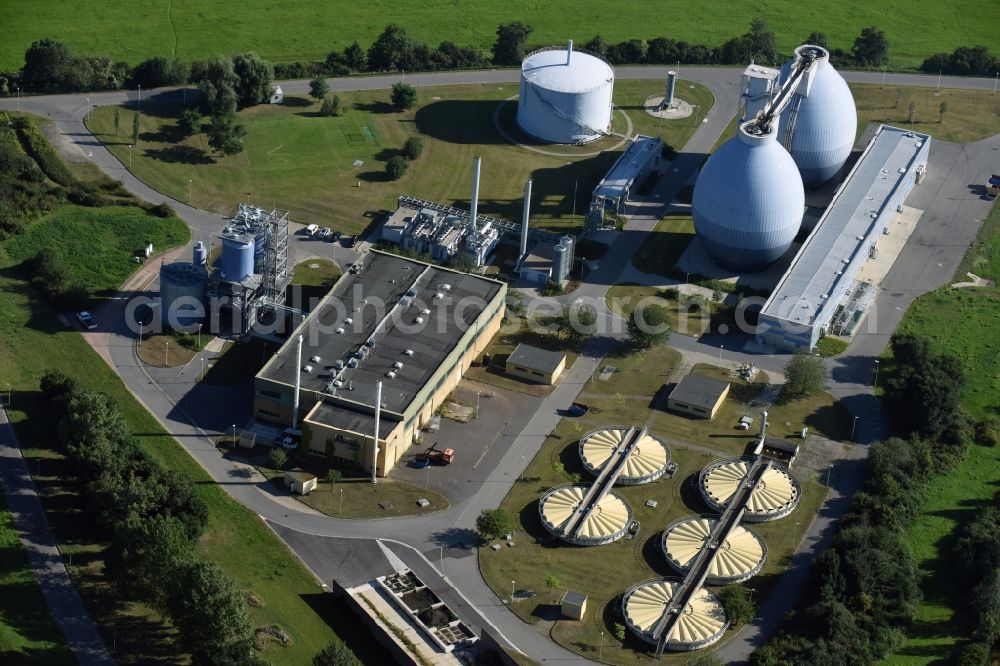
[39,370,264,665]
[921,45,999,76]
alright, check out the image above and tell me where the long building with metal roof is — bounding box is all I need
[756,125,930,351]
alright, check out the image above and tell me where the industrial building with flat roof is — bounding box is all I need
[588,135,663,229]
[667,374,730,420]
[254,251,505,476]
[505,343,567,385]
[757,125,930,351]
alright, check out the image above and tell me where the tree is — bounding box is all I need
[178,107,201,136]
[975,416,1000,447]
[715,586,755,627]
[971,570,1000,644]
[583,35,609,60]
[232,52,273,108]
[58,391,132,475]
[268,447,288,470]
[131,112,140,143]
[805,32,829,49]
[607,39,648,64]
[313,640,361,666]
[131,56,189,87]
[309,76,329,100]
[367,25,420,72]
[627,304,670,349]
[22,39,72,91]
[492,21,533,66]
[386,155,408,180]
[167,560,253,663]
[106,514,194,607]
[320,93,341,117]
[343,41,367,72]
[326,468,342,485]
[853,26,889,66]
[556,303,596,344]
[207,112,247,155]
[782,353,828,399]
[613,622,626,642]
[401,136,423,160]
[194,56,239,117]
[113,106,120,136]
[391,82,417,110]
[544,574,559,599]
[745,19,777,64]
[907,101,917,124]
[939,100,948,122]
[476,508,513,540]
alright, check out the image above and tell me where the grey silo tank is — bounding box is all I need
[779,45,857,187]
[692,120,804,272]
[160,262,207,331]
[517,42,614,144]
[221,237,254,282]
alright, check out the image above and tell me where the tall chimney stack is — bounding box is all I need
[664,71,677,109]
[291,334,303,430]
[371,380,382,484]
[520,179,532,258]
[469,155,481,232]
[567,39,574,65]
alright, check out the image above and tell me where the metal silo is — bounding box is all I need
[517,40,614,144]
[779,45,857,187]
[692,120,805,272]
[160,262,207,331]
[221,237,254,281]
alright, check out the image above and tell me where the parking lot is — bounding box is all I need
[390,378,539,506]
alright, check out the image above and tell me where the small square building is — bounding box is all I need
[560,591,588,620]
[505,344,566,385]
[667,374,730,420]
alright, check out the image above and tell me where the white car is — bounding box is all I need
[305,223,319,236]
[76,311,97,330]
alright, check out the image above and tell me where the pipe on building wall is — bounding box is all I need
[291,335,303,430]
[372,380,382,484]
[470,155,482,232]
[520,179,532,258]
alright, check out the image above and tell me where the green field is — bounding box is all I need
[631,216,695,279]
[479,355,829,664]
[3,1,998,71]
[883,203,1000,663]
[0,199,366,661]
[4,205,188,297]
[84,80,712,235]
[0,493,75,665]
[851,85,1000,144]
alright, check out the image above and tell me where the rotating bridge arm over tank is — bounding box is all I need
[745,46,822,135]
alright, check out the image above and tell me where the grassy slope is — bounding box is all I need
[883,203,1000,664]
[850,85,1000,144]
[0,493,75,666]
[0,206,361,663]
[84,80,713,234]
[3,1,999,70]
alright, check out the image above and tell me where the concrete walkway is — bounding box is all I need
[0,406,115,666]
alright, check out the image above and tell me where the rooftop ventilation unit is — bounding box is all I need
[333,379,344,387]
[434,292,444,300]
[442,284,452,291]
[393,361,403,369]
[415,316,425,324]
[335,360,344,370]
[310,355,321,363]
[347,358,358,368]
[336,327,345,335]
[344,317,353,325]
[421,308,431,315]
[403,349,414,356]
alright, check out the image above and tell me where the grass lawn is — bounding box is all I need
[3,1,996,70]
[3,205,189,301]
[630,216,695,279]
[291,258,342,287]
[954,195,1000,283]
[136,333,198,367]
[85,80,712,235]
[815,336,849,357]
[586,345,682,397]
[0,493,75,666]
[479,350,828,664]
[605,283,712,337]
[851,84,1000,144]
[256,457,449,519]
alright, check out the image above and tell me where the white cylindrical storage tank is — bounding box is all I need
[579,427,671,485]
[538,483,632,545]
[192,240,207,266]
[621,578,728,650]
[699,457,801,522]
[692,120,805,271]
[661,515,767,584]
[517,45,614,144]
[159,262,207,331]
[779,45,857,188]
[221,237,254,282]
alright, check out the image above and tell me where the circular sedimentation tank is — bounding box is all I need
[517,43,615,144]
[538,483,632,545]
[661,515,767,584]
[578,427,671,484]
[622,578,728,650]
[699,458,801,522]
[779,45,857,188]
[692,119,805,272]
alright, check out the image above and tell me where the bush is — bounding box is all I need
[131,56,189,88]
[782,353,828,399]
[476,508,513,540]
[401,136,423,160]
[627,303,670,348]
[390,82,417,110]
[178,107,201,136]
[319,93,341,117]
[975,416,1000,447]
[385,155,408,180]
[268,447,288,470]
[309,76,329,100]
[326,468,342,485]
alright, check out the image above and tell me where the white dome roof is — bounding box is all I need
[521,48,614,93]
[692,122,805,271]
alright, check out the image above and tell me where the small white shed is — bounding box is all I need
[270,86,284,104]
[284,471,317,495]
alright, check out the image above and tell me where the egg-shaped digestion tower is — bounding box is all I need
[517,40,615,144]
[692,119,805,272]
[779,45,858,188]
[661,515,767,584]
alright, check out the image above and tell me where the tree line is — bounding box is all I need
[753,332,1000,665]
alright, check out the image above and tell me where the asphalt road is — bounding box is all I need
[2,67,997,665]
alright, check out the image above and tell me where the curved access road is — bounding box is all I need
[2,67,996,665]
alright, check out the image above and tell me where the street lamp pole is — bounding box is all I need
[511,580,515,605]
[137,83,141,109]
[138,322,143,346]
[994,72,999,95]
[881,66,886,88]
[826,464,833,487]
[793,521,801,546]
[16,86,19,112]
[197,323,202,348]
[475,391,481,419]
[5,383,10,408]
[188,178,193,204]
[339,488,344,514]
[85,97,90,123]
[851,415,859,442]
[719,344,724,370]
[873,359,880,390]
[128,144,132,169]
[165,340,169,366]
[599,631,604,660]
[232,424,237,445]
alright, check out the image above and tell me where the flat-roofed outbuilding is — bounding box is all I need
[667,374,730,420]
[505,343,567,385]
